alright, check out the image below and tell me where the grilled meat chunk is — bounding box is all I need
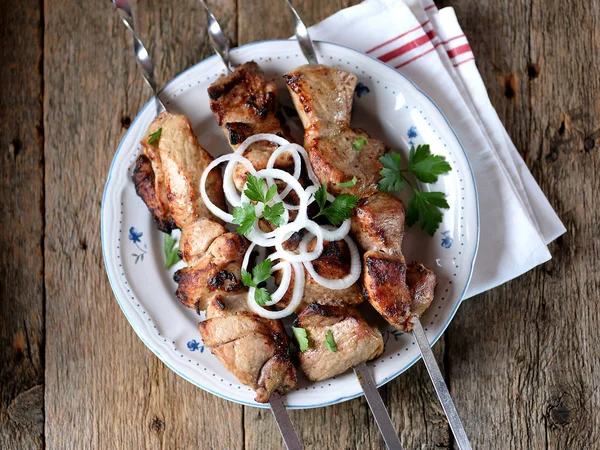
[208,62,294,191]
[174,232,247,312]
[295,303,383,382]
[354,193,437,331]
[276,239,363,312]
[199,293,297,403]
[139,112,225,229]
[284,64,387,198]
[178,219,227,265]
[132,154,176,233]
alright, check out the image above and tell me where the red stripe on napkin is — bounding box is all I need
[454,57,475,67]
[447,43,472,59]
[366,23,427,54]
[395,47,437,69]
[379,34,431,63]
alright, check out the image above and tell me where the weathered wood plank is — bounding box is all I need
[43,1,243,448]
[237,1,450,449]
[443,0,600,448]
[0,0,45,448]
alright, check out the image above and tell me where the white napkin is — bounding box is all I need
[306,0,565,298]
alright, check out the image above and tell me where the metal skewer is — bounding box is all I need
[284,3,403,449]
[283,2,473,449]
[197,3,303,449]
[111,0,166,116]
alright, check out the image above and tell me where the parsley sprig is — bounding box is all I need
[313,184,359,226]
[324,330,338,352]
[292,326,309,351]
[378,144,452,236]
[163,232,182,269]
[232,174,285,236]
[147,127,162,145]
[241,258,273,306]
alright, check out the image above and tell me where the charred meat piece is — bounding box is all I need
[178,219,227,265]
[276,239,363,312]
[174,232,247,312]
[209,62,295,191]
[406,263,436,318]
[199,294,297,403]
[132,154,176,233]
[295,303,383,382]
[132,111,225,230]
[284,64,388,198]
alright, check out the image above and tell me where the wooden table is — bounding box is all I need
[1,0,598,448]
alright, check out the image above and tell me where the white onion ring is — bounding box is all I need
[247,261,305,319]
[301,236,361,290]
[274,221,324,263]
[266,143,302,200]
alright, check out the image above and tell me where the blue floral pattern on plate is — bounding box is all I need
[441,231,454,248]
[355,82,370,98]
[407,125,418,146]
[129,226,147,263]
[187,339,204,353]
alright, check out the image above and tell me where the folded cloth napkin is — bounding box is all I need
[306,0,566,298]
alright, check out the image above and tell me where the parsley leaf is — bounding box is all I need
[244,174,269,203]
[292,327,309,351]
[241,259,274,306]
[406,191,450,236]
[262,202,285,227]
[253,288,271,306]
[147,128,162,145]
[232,203,257,236]
[378,145,452,236]
[315,192,359,226]
[265,184,277,203]
[378,153,404,192]
[163,232,182,269]
[324,330,338,352]
[252,258,272,285]
[337,176,357,189]
[408,144,452,183]
[314,183,328,211]
[352,136,367,151]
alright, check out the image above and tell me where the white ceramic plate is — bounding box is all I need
[102,40,479,409]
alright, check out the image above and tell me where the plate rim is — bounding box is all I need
[101,39,480,409]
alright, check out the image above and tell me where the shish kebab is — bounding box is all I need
[282,2,472,449]
[111,2,302,450]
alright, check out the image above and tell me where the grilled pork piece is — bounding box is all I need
[133,111,225,230]
[295,303,383,381]
[208,62,295,191]
[284,64,388,198]
[285,65,437,332]
[276,239,363,312]
[197,245,297,403]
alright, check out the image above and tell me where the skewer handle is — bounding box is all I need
[412,318,472,450]
[269,393,303,450]
[354,362,404,450]
[111,0,166,114]
[198,0,233,73]
[284,0,319,65]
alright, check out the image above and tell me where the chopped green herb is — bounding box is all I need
[313,184,359,226]
[253,287,271,306]
[147,127,162,145]
[352,136,367,151]
[262,202,285,227]
[232,202,257,236]
[241,259,273,306]
[163,231,182,269]
[324,329,338,352]
[337,176,358,189]
[292,327,309,351]
[378,144,452,235]
[244,173,277,204]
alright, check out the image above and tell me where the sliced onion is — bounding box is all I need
[222,154,257,207]
[274,221,323,263]
[302,236,361,290]
[266,143,302,200]
[200,157,234,222]
[234,133,291,155]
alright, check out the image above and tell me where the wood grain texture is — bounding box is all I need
[43,1,242,449]
[0,0,45,449]
[440,0,600,448]
[1,0,599,448]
